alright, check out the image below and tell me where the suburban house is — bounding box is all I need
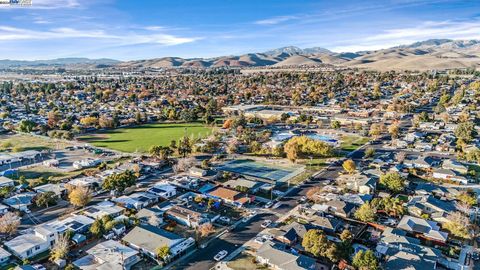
[407,195,457,224]
[122,224,195,261]
[442,159,468,174]
[337,173,376,194]
[272,222,309,245]
[376,227,443,269]
[32,183,66,198]
[397,215,448,243]
[0,247,11,266]
[324,200,356,218]
[0,176,14,187]
[404,156,440,170]
[4,225,58,260]
[136,207,165,225]
[207,187,252,207]
[432,168,468,184]
[67,176,102,188]
[166,205,210,228]
[3,192,36,211]
[414,183,460,199]
[256,241,330,270]
[46,214,95,234]
[147,182,177,199]
[113,192,159,210]
[73,240,141,270]
[189,167,208,177]
[82,201,125,220]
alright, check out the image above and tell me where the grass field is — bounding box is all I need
[340,134,369,151]
[0,134,71,151]
[79,122,213,153]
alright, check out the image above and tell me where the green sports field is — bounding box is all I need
[79,122,213,153]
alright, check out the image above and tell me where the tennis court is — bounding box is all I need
[217,159,303,183]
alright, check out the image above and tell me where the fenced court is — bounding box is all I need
[217,159,304,183]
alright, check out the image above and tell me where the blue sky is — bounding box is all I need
[0,0,479,60]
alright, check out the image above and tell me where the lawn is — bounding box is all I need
[227,253,268,270]
[0,134,72,151]
[340,134,369,151]
[79,122,213,153]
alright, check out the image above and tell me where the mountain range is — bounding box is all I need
[3,39,480,71]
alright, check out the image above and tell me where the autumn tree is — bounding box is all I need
[342,159,356,174]
[379,172,406,193]
[388,123,400,139]
[444,212,471,239]
[156,245,170,260]
[354,202,376,222]
[68,186,92,208]
[198,222,215,238]
[364,147,375,158]
[50,233,70,261]
[0,212,20,235]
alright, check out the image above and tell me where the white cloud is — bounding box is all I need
[0,25,201,46]
[255,16,297,25]
[330,20,480,52]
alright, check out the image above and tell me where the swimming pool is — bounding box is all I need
[306,134,338,144]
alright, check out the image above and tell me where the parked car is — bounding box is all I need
[254,236,267,244]
[261,220,272,228]
[214,250,228,261]
[264,201,274,208]
[219,216,231,224]
[262,234,274,241]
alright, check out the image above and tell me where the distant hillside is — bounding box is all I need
[0,58,119,68]
[4,39,480,71]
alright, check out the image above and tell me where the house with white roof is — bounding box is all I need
[73,240,140,270]
[4,225,58,260]
[0,176,14,188]
[147,182,177,199]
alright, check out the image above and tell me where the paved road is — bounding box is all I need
[173,212,278,270]
[174,146,370,270]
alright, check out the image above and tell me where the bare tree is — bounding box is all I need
[149,215,162,227]
[50,233,70,261]
[198,222,215,238]
[173,157,195,173]
[0,212,20,235]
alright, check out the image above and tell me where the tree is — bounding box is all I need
[17,119,36,133]
[352,250,379,270]
[0,212,20,235]
[156,245,170,260]
[456,192,477,208]
[455,122,477,143]
[149,145,173,161]
[342,159,356,174]
[338,229,354,262]
[68,186,92,208]
[284,141,299,162]
[302,229,338,262]
[388,123,400,139]
[50,233,69,261]
[364,147,375,158]
[0,186,14,198]
[178,136,192,158]
[330,120,341,129]
[90,219,103,236]
[379,172,406,193]
[354,202,376,222]
[368,123,384,139]
[372,197,405,217]
[173,157,195,173]
[198,222,215,238]
[35,191,57,208]
[102,170,137,193]
[444,212,470,239]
